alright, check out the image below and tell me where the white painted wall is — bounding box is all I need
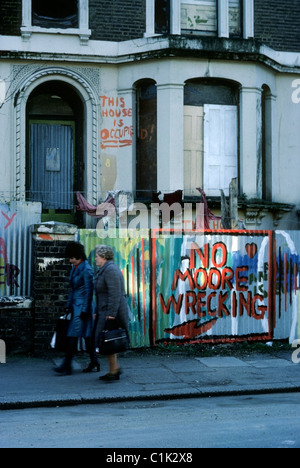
[0,35,300,229]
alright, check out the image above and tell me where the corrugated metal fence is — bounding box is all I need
[78,228,300,347]
[0,202,41,297]
[79,230,151,349]
[1,220,298,347]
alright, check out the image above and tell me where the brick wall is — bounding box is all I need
[254,0,300,52]
[0,301,34,354]
[89,0,145,42]
[0,0,22,36]
[31,224,76,353]
[1,0,299,52]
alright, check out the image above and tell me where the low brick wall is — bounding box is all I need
[31,223,77,353]
[0,298,34,354]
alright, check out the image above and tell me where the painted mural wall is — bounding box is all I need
[78,230,151,348]
[152,230,274,344]
[0,202,41,297]
[78,229,300,348]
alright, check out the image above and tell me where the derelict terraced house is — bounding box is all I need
[0,0,300,230]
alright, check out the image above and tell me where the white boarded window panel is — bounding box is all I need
[184,106,204,196]
[181,0,217,32]
[203,105,238,196]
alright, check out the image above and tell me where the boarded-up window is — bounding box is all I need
[181,0,217,34]
[229,0,242,37]
[184,79,239,197]
[184,106,204,197]
[203,105,238,196]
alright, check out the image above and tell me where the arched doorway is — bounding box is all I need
[26,81,84,225]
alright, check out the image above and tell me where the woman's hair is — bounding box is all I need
[95,244,114,261]
[65,241,87,260]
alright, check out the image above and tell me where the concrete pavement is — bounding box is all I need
[1,348,300,410]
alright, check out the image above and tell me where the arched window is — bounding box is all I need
[135,80,157,200]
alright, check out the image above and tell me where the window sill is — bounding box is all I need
[21,26,92,45]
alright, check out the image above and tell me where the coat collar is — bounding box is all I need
[96,260,114,277]
[70,259,87,277]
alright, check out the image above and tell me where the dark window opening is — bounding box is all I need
[136,81,157,200]
[32,0,78,29]
[155,0,170,34]
[261,85,272,201]
[184,79,239,106]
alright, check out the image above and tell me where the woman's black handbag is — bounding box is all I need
[54,316,71,352]
[98,320,129,355]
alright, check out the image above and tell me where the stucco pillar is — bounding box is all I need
[156,83,184,194]
[240,86,262,198]
[115,87,135,194]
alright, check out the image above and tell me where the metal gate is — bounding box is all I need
[29,121,74,211]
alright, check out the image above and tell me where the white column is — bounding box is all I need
[79,0,89,30]
[239,87,262,198]
[22,0,31,27]
[156,83,185,193]
[145,0,155,37]
[218,0,229,38]
[171,0,181,35]
[243,0,254,39]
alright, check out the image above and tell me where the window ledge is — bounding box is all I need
[21,26,92,45]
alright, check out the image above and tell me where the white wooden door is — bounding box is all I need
[203,104,238,196]
[184,105,204,197]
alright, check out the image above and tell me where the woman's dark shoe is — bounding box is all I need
[83,362,100,373]
[99,368,122,381]
[54,363,72,376]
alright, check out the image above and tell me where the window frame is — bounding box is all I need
[145,0,254,39]
[21,0,91,44]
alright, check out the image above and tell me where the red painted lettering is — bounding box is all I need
[193,268,208,290]
[239,292,252,317]
[252,295,267,320]
[211,242,228,268]
[208,268,221,290]
[185,291,197,315]
[171,269,195,291]
[207,292,217,317]
[218,291,230,317]
[1,212,17,230]
[190,243,209,269]
[196,292,207,318]
[221,267,234,290]
[159,294,183,315]
[0,238,8,263]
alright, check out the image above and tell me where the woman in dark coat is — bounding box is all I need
[54,242,99,375]
[94,245,129,381]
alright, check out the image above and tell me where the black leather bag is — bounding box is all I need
[98,320,129,356]
[54,316,71,352]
